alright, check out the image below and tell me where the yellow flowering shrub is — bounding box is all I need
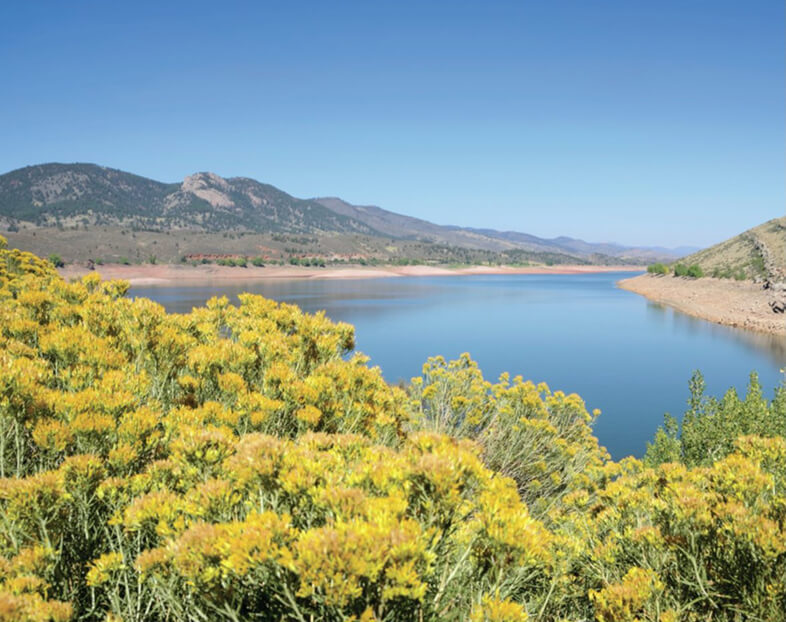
[105,432,552,620]
[589,567,672,622]
[410,353,609,519]
[550,437,786,620]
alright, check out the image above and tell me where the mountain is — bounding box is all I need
[0,163,689,264]
[452,227,699,262]
[313,197,521,252]
[0,163,377,235]
[313,196,690,262]
[679,216,786,281]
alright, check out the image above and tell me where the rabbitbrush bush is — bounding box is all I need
[0,234,784,621]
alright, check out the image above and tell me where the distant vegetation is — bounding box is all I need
[646,262,669,275]
[673,263,704,278]
[711,266,748,281]
[0,237,784,621]
[646,262,704,278]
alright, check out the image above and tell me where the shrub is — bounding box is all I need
[646,263,669,275]
[646,371,785,467]
[712,266,734,279]
[674,263,703,278]
[48,253,65,268]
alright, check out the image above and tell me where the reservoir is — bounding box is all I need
[132,272,786,459]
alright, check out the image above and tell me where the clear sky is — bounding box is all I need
[1,1,782,247]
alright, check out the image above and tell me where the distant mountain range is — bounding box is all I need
[0,163,696,264]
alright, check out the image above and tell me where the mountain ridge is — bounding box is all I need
[1,162,690,263]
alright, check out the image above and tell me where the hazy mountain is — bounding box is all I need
[315,197,693,261]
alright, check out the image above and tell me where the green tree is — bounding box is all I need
[646,371,786,467]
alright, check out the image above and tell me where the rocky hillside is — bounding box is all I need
[680,216,786,281]
[0,163,376,235]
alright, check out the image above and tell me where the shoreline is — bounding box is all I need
[59,262,644,286]
[618,273,786,337]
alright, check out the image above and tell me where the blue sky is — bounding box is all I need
[1,1,782,247]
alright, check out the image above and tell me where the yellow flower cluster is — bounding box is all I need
[0,543,72,622]
[410,352,609,519]
[114,432,550,619]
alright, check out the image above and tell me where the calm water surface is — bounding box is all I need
[132,272,786,459]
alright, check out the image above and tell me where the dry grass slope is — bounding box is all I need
[682,216,786,281]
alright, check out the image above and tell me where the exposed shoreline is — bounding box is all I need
[618,273,786,337]
[59,262,644,286]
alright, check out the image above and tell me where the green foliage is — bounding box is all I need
[251,256,265,267]
[215,257,248,267]
[646,371,786,467]
[751,253,766,276]
[712,266,750,281]
[646,262,669,275]
[712,265,734,279]
[48,253,65,268]
[643,413,681,466]
[674,263,704,278]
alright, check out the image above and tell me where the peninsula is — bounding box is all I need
[619,216,786,336]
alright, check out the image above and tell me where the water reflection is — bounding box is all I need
[648,301,786,368]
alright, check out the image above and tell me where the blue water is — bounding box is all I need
[132,272,786,459]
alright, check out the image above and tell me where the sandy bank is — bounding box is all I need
[58,263,643,286]
[618,274,786,336]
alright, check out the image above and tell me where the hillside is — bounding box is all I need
[619,216,786,335]
[0,163,687,265]
[0,163,376,235]
[680,216,786,281]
